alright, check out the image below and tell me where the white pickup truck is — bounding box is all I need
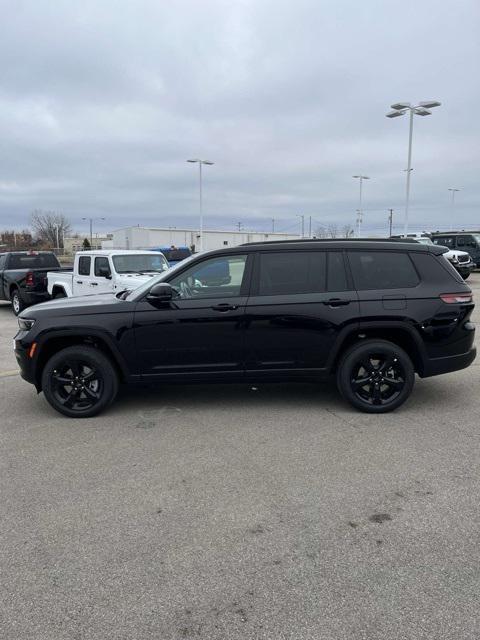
[47,250,169,299]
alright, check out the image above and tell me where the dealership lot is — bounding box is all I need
[1,276,480,640]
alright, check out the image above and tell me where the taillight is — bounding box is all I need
[25,272,34,286]
[440,293,473,304]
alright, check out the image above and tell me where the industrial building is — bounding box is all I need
[111,226,300,252]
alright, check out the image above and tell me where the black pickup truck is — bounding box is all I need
[0,251,62,315]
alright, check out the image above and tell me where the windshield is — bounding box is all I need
[113,254,169,274]
[125,253,199,300]
[415,237,434,245]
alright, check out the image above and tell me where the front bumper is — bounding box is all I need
[14,338,36,385]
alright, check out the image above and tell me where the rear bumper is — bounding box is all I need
[22,290,50,305]
[421,346,477,378]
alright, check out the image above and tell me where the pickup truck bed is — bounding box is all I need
[0,251,62,314]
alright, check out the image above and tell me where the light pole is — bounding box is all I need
[448,188,460,215]
[187,159,214,252]
[386,100,441,235]
[297,214,305,238]
[82,217,105,247]
[352,175,370,237]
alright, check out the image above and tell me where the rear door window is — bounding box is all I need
[327,252,349,291]
[348,251,419,290]
[258,251,326,295]
[78,256,91,276]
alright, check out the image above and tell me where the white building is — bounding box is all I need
[112,226,300,252]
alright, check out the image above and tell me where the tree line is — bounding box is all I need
[0,210,91,251]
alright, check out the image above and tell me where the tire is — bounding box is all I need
[336,339,415,413]
[41,345,119,418]
[462,273,470,280]
[53,289,67,299]
[11,288,26,316]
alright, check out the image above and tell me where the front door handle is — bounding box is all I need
[90,282,98,286]
[211,303,238,312]
[324,298,350,307]
[76,280,83,284]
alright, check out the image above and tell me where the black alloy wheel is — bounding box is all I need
[337,340,415,413]
[42,345,118,418]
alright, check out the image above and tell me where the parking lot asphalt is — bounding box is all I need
[1,277,480,640]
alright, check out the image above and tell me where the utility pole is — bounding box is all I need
[271,218,275,233]
[308,216,312,238]
[236,222,243,232]
[388,209,394,237]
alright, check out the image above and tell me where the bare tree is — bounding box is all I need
[340,224,355,238]
[30,210,71,249]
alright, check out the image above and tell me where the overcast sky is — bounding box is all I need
[0,0,479,237]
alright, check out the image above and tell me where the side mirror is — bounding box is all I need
[147,283,173,302]
[98,266,111,279]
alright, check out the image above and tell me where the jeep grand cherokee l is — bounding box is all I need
[14,240,476,417]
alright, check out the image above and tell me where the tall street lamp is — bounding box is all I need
[352,175,370,237]
[448,188,460,215]
[187,159,214,252]
[82,217,105,247]
[386,100,441,235]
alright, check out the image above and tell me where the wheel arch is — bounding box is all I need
[328,322,426,376]
[33,329,129,389]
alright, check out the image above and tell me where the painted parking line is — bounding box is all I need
[0,369,19,378]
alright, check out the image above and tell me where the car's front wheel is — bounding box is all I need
[41,345,119,418]
[337,339,415,413]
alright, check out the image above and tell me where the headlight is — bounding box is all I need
[18,318,35,331]
[448,256,459,264]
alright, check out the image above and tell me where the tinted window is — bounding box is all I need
[348,251,419,289]
[432,236,454,248]
[169,255,247,299]
[327,252,349,291]
[258,251,326,295]
[94,256,111,277]
[410,252,463,284]
[78,256,91,276]
[0,254,6,270]
[7,253,60,269]
[161,248,191,262]
[457,235,473,248]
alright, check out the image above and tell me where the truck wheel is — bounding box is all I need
[11,289,26,316]
[53,289,67,298]
[336,339,414,413]
[41,345,119,418]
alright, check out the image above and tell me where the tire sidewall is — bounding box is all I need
[337,340,415,413]
[42,346,118,418]
[12,289,23,315]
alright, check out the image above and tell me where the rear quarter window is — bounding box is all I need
[410,252,464,284]
[348,251,419,290]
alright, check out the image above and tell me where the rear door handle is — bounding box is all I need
[324,298,350,307]
[211,303,238,312]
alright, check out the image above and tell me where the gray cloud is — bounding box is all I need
[0,0,479,236]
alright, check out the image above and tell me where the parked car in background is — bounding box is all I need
[430,232,480,267]
[0,251,62,315]
[47,250,169,299]
[15,239,475,418]
[392,234,474,279]
[150,245,192,267]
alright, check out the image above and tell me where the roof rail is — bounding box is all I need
[241,237,418,246]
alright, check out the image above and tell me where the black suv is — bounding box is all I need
[14,240,476,417]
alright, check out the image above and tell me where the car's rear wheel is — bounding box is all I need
[53,288,67,298]
[41,345,118,418]
[337,339,414,413]
[11,289,26,316]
